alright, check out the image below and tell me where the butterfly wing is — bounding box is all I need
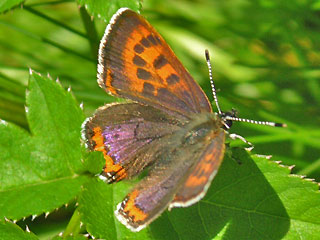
[86,8,227,231]
[82,102,185,182]
[169,131,225,208]
[115,114,225,231]
[115,164,188,232]
[98,8,212,117]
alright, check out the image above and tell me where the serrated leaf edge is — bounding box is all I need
[254,153,320,190]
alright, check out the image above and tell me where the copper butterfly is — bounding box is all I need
[82,8,285,232]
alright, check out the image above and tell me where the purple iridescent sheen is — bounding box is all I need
[102,119,178,164]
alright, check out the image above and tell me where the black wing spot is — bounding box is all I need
[166,74,180,85]
[147,34,158,45]
[134,44,144,53]
[153,54,168,69]
[140,38,151,48]
[143,82,155,94]
[133,55,146,67]
[137,68,151,80]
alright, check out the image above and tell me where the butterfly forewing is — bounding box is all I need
[98,8,212,117]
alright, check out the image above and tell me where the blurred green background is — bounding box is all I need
[1,0,320,177]
[0,0,319,237]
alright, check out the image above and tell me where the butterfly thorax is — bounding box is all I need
[181,113,224,146]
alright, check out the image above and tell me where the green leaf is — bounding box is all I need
[0,0,24,13]
[0,174,88,220]
[79,179,116,239]
[52,235,87,240]
[76,0,141,21]
[82,150,105,175]
[0,220,38,240]
[0,72,88,220]
[0,122,34,189]
[153,148,320,239]
[78,148,320,239]
[26,73,84,177]
[150,148,290,239]
[79,179,152,239]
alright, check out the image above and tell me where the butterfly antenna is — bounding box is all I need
[224,115,287,128]
[205,50,286,129]
[205,50,222,114]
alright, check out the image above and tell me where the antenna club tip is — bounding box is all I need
[275,123,287,127]
[205,49,210,60]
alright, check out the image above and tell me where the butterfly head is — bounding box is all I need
[219,108,237,130]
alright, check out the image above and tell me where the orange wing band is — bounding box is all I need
[123,190,148,222]
[92,127,127,181]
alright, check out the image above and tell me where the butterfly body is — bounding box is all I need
[82,8,227,231]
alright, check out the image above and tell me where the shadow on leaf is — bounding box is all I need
[150,148,289,240]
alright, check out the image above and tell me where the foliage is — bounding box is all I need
[0,0,319,239]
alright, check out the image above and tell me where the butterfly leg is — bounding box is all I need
[229,133,254,151]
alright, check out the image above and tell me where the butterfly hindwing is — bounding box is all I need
[82,102,185,182]
[115,113,225,231]
[98,8,212,117]
[170,131,225,208]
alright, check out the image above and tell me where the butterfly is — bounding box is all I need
[82,8,285,232]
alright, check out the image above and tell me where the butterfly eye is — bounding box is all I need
[219,111,235,130]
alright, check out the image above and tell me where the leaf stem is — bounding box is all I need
[23,5,87,39]
[0,20,94,63]
[298,157,320,176]
[26,0,74,7]
[63,208,83,237]
[0,99,27,128]
[79,6,99,60]
[0,72,26,97]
